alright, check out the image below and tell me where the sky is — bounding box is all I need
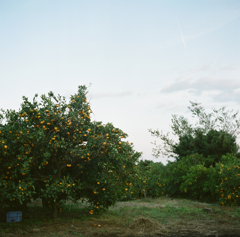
[1,0,240,165]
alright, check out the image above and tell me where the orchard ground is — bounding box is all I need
[0,195,240,237]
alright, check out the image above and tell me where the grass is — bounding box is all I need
[0,196,240,236]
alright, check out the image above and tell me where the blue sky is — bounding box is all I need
[1,0,240,165]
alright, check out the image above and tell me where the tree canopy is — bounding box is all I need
[0,85,141,220]
[171,128,239,167]
[149,101,240,162]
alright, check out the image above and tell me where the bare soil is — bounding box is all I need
[1,196,240,237]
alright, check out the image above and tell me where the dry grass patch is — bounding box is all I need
[0,196,240,237]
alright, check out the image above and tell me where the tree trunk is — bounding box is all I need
[144,190,147,198]
[51,202,58,220]
[42,197,50,214]
[138,189,142,199]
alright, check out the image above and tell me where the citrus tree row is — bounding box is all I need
[117,160,167,201]
[153,152,240,206]
[148,100,240,206]
[0,86,141,220]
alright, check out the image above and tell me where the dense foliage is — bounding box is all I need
[147,100,240,207]
[172,128,239,167]
[0,86,141,219]
[1,92,240,224]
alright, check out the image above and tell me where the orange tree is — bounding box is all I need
[178,156,222,203]
[161,152,240,205]
[217,153,240,206]
[123,160,166,200]
[178,153,240,206]
[0,86,141,220]
[146,161,167,198]
[69,121,141,212]
[162,153,205,199]
[0,107,34,212]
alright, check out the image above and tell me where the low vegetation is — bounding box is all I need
[0,196,240,237]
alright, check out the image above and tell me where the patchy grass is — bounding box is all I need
[0,196,240,236]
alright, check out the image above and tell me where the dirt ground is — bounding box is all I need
[1,197,240,237]
[2,217,240,237]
